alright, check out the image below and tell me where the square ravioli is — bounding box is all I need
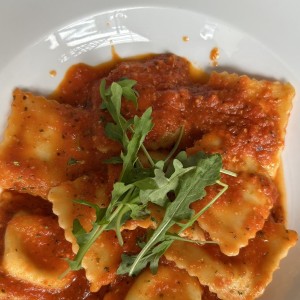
[0,89,119,198]
[165,220,297,300]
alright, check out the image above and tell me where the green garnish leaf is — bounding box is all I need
[72,219,88,246]
[127,166,156,183]
[73,199,106,222]
[136,159,195,207]
[116,78,139,106]
[104,122,124,143]
[118,153,222,276]
[120,107,153,183]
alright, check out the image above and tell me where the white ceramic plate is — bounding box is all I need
[0,1,299,299]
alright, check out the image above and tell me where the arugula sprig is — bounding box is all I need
[63,78,235,278]
[100,79,154,178]
[118,152,223,276]
[62,79,154,276]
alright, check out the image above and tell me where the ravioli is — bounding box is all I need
[186,72,294,178]
[0,191,74,290]
[3,212,73,289]
[48,173,109,251]
[0,89,119,198]
[191,172,278,255]
[0,190,102,299]
[165,220,297,300]
[124,265,203,300]
[48,173,123,292]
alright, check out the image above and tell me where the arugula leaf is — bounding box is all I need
[117,78,137,88]
[104,122,124,143]
[101,80,131,147]
[135,159,195,207]
[100,79,154,179]
[108,182,134,210]
[172,154,221,220]
[120,107,153,183]
[118,153,222,276]
[68,217,108,272]
[115,78,139,107]
[117,253,144,276]
[73,199,106,222]
[72,219,88,247]
[128,166,156,183]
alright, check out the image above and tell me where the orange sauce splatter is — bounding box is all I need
[111,45,121,61]
[182,36,189,42]
[49,70,57,77]
[210,47,220,67]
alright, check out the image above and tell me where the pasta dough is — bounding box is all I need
[191,172,278,255]
[124,265,203,300]
[0,89,119,198]
[3,212,73,289]
[165,220,297,300]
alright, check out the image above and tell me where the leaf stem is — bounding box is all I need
[114,189,135,245]
[178,180,228,234]
[115,206,131,245]
[72,202,126,270]
[128,217,171,276]
[220,169,237,177]
[59,266,71,279]
[140,144,155,167]
[164,126,184,164]
[126,120,155,167]
[165,234,218,245]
